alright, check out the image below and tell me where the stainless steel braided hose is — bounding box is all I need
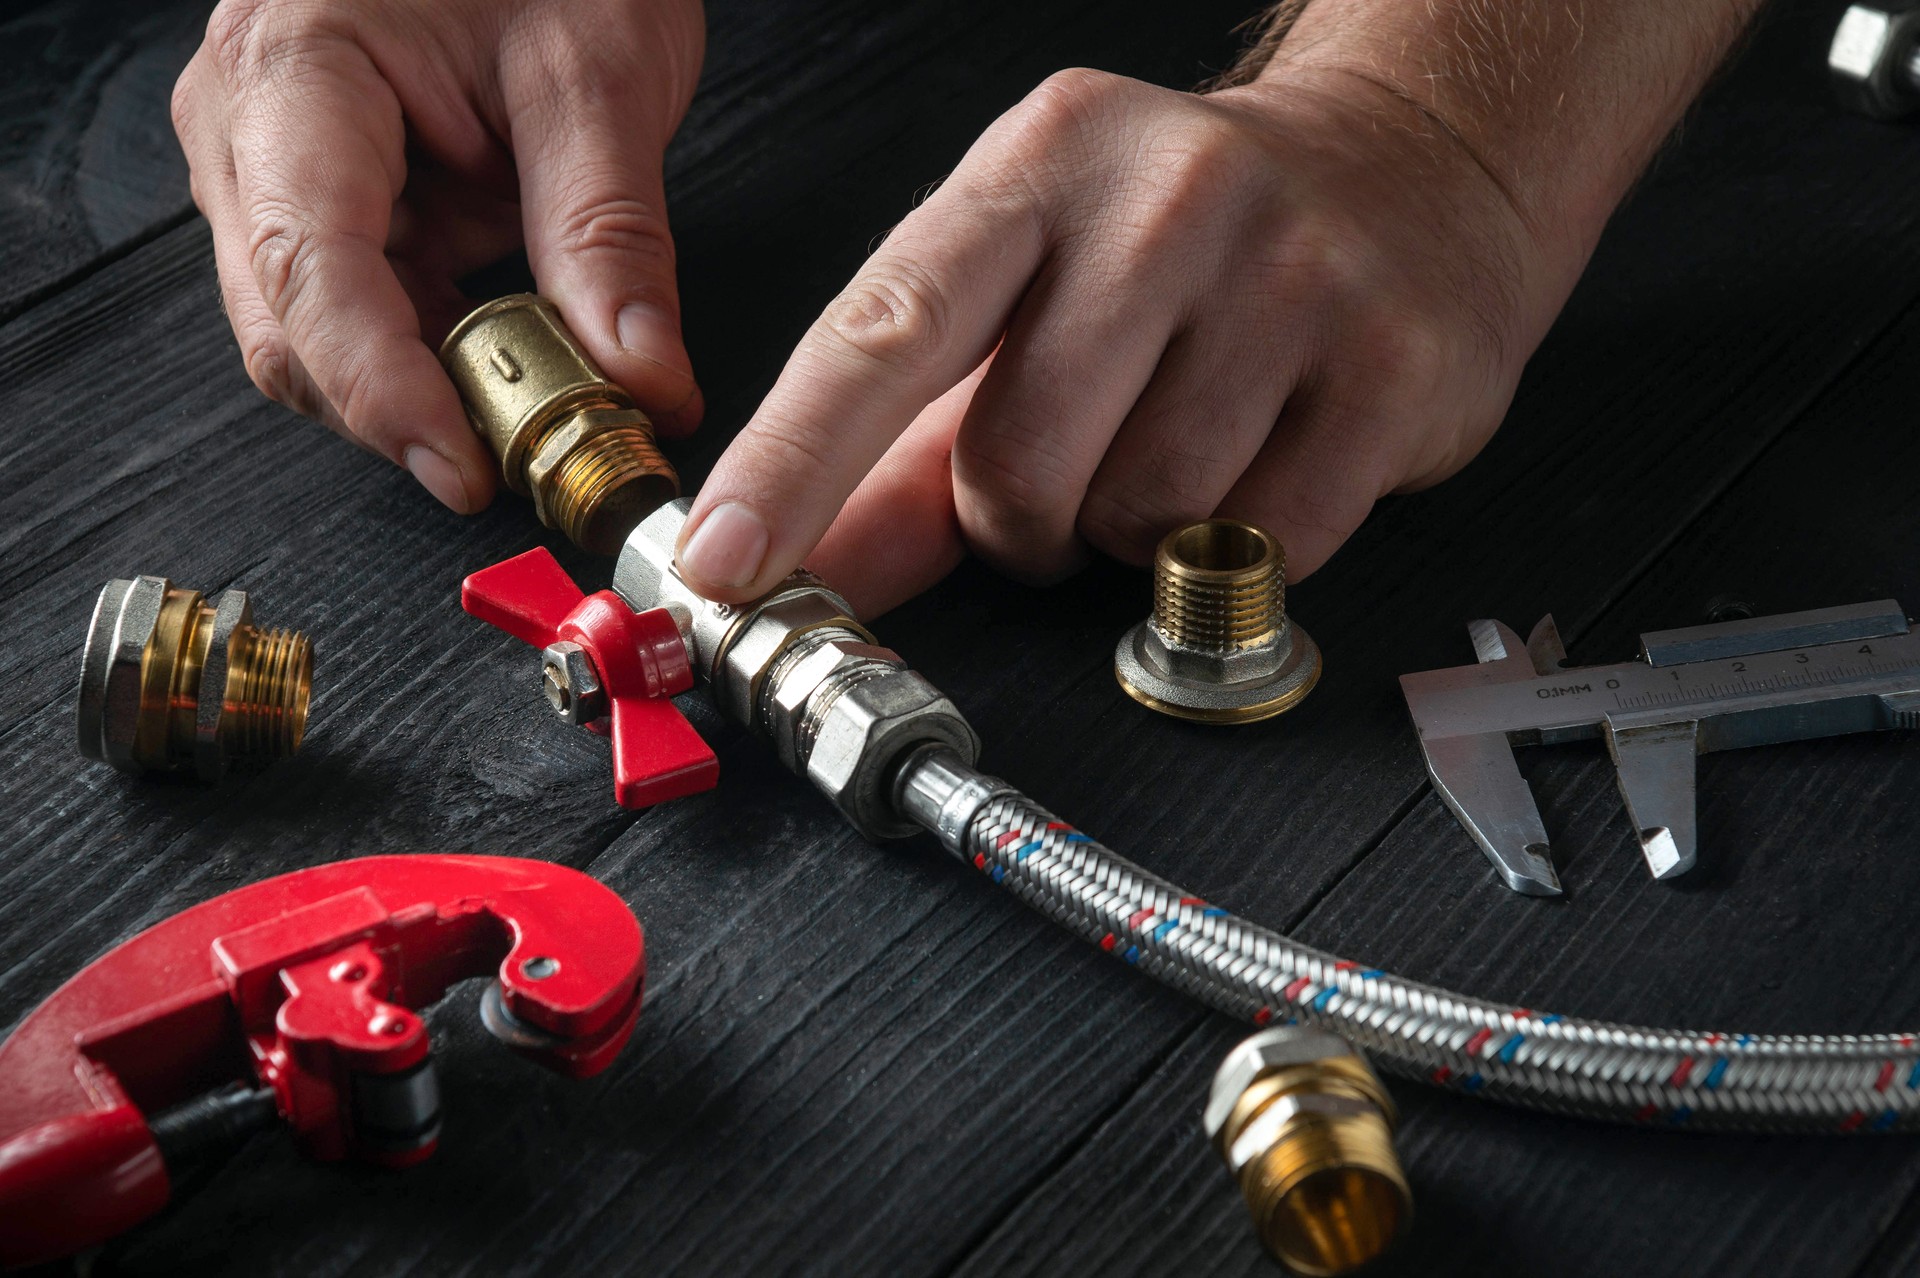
[612,498,1918,1137]
[893,746,1920,1133]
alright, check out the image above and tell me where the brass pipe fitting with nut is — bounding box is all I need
[76,577,312,780]
[1204,1026,1411,1276]
[440,295,679,555]
[1115,519,1321,722]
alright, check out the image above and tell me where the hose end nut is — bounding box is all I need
[77,577,313,781]
[441,294,680,555]
[1204,1026,1410,1276]
[1115,519,1320,723]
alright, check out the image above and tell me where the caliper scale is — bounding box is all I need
[1400,599,1920,895]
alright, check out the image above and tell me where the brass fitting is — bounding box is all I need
[1203,1026,1410,1276]
[440,294,679,555]
[1114,519,1321,723]
[77,577,312,780]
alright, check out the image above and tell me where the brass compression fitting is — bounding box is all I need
[441,295,679,556]
[77,577,312,780]
[1204,1027,1411,1276]
[1114,519,1321,723]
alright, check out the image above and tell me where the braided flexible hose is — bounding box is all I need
[897,748,1919,1132]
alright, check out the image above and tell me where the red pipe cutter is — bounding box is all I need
[462,547,718,808]
[0,855,644,1268]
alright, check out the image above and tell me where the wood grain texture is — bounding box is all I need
[0,0,209,323]
[3,0,1919,1275]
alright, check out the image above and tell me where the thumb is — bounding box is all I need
[511,80,702,436]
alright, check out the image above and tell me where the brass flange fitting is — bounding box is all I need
[1203,1026,1411,1276]
[1114,519,1321,723]
[76,577,312,780]
[440,294,679,555]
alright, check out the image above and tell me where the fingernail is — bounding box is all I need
[677,502,769,590]
[617,302,692,375]
[406,444,473,514]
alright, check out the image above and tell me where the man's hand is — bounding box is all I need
[172,0,706,512]
[677,1,1760,617]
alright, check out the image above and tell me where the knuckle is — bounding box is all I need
[553,194,675,268]
[1075,491,1169,565]
[1012,67,1127,143]
[246,213,320,315]
[818,260,950,371]
[239,329,291,404]
[206,0,332,80]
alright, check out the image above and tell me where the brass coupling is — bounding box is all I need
[1114,519,1321,723]
[1203,1026,1411,1276]
[76,577,312,780]
[440,294,679,555]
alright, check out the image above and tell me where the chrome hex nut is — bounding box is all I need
[540,641,607,726]
[716,590,868,727]
[1830,4,1920,118]
[76,576,168,774]
[1202,1025,1362,1146]
[804,669,979,841]
[765,635,904,773]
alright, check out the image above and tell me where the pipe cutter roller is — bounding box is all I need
[0,855,644,1268]
[1400,599,1920,895]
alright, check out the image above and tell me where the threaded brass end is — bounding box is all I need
[77,576,314,781]
[1151,520,1285,651]
[440,293,681,554]
[1209,1037,1409,1276]
[220,627,312,758]
[541,421,681,556]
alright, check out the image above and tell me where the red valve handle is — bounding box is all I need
[462,548,718,808]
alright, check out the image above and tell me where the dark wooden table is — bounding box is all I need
[6,0,1920,1273]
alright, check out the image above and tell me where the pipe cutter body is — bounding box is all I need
[1401,600,1920,895]
[0,855,644,1267]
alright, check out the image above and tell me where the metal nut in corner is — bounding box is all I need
[1830,4,1920,119]
[1204,1025,1410,1276]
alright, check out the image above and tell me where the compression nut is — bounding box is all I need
[440,294,680,555]
[1204,1026,1410,1276]
[1114,519,1321,723]
[76,577,313,781]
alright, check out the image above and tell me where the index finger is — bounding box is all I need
[224,28,492,510]
[674,180,1044,601]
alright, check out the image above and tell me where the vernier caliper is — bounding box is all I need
[1400,600,1920,895]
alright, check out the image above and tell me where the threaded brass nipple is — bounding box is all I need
[1151,519,1285,650]
[1205,1027,1411,1276]
[1116,518,1321,723]
[78,577,313,781]
[440,294,681,555]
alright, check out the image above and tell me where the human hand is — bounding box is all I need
[672,65,1575,616]
[172,0,706,513]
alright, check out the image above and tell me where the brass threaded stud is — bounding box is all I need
[1205,1028,1411,1276]
[1116,518,1321,723]
[440,293,680,555]
[1152,519,1285,650]
[77,577,314,781]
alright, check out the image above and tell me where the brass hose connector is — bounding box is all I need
[1203,1027,1411,1276]
[77,577,312,780]
[440,294,680,555]
[1114,519,1321,723]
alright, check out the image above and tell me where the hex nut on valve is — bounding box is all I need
[1830,4,1920,118]
[1204,1026,1410,1276]
[76,576,313,781]
[1115,519,1321,723]
[541,641,608,726]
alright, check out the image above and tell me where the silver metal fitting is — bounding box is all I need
[611,500,980,840]
[1830,4,1920,119]
[540,641,607,726]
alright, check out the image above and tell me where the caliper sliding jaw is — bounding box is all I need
[1400,600,1920,895]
